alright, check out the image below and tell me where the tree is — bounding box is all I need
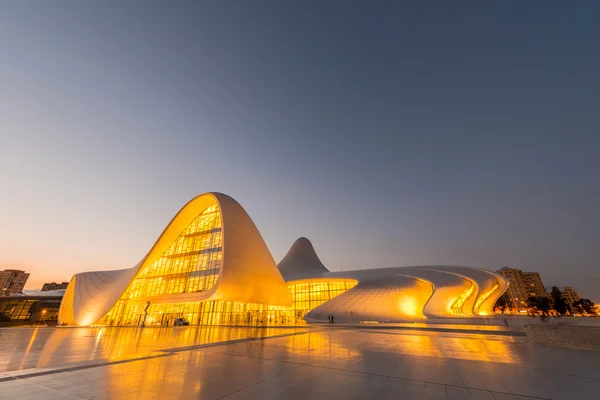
[495,293,511,314]
[551,287,569,315]
[572,298,596,315]
[527,296,551,316]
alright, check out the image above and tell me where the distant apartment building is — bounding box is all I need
[561,286,581,306]
[497,267,529,310]
[41,282,69,291]
[0,269,30,296]
[521,272,548,299]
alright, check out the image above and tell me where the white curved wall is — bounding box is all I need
[301,266,508,323]
[59,195,509,326]
[59,192,291,326]
[306,273,434,322]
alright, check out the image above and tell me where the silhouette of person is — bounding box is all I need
[331,315,334,324]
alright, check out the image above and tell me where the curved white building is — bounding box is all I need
[59,193,509,326]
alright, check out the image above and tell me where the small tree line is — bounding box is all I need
[494,286,597,316]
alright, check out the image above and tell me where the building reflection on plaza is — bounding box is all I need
[1,325,523,376]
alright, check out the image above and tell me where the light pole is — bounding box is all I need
[39,309,47,326]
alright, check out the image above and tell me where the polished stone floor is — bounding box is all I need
[0,325,598,399]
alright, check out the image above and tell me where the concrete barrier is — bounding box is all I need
[524,324,600,351]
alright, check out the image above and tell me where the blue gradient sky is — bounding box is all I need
[1,2,598,301]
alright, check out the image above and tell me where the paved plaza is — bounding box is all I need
[0,325,598,399]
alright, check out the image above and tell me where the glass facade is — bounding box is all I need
[288,280,358,319]
[92,203,363,327]
[100,204,224,326]
[96,278,358,326]
[0,297,62,321]
[100,300,296,326]
[0,299,35,320]
[125,203,223,298]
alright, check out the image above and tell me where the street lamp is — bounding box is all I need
[40,309,47,326]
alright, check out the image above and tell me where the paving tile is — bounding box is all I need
[424,382,448,398]
[446,386,472,399]
[491,393,520,400]
[1,326,600,399]
[466,390,496,400]
[403,379,426,394]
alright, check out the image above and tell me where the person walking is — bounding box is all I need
[331,315,334,324]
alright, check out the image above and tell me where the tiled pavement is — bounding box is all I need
[0,326,598,399]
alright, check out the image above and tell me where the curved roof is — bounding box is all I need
[277,237,329,280]
[58,193,509,326]
[59,192,291,326]
[298,264,509,322]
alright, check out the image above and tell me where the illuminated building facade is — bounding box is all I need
[0,295,62,322]
[59,192,509,326]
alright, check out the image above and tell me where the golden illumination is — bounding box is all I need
[474,282,499,315]
[57,192,511,327]
[397,294,420,317]
[99,278,358,326]
[126,203,222,299]
[287,279,358,319]
[98,299,297,326]
[450,283,475,315]
[97,203,224,326]
[58,276,76,324]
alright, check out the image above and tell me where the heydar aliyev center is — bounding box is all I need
[59,192,509,326]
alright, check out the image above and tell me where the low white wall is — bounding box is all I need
[422,316,600,327]
[524,324,600,351]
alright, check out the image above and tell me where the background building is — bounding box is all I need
[41,282,69,291]
[521,272,548,299]
[497,267,528,310]
[497,267,551,311]
[0,269,30,296]
[561,286,581,307]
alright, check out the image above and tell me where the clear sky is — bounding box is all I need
[1,2,598,301]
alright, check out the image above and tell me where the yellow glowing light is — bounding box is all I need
[286,278,358,318]
[398,295,419,317]
[474,282,499,315]
[19,327,39,370]
[450,284,475,315]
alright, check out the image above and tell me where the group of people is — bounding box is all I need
[327,314,335,324]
